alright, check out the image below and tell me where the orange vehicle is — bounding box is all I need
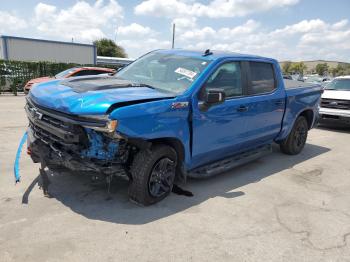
[23,66,116,93]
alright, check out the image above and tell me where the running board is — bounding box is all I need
[188,144,272,178]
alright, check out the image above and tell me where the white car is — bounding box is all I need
[319,76,350,125]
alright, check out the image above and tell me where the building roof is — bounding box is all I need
[0,35,94,48]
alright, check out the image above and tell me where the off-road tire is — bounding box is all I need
[128,145,177,205]
[280,116,308,155]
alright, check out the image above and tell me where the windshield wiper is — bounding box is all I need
[131,83,157,89]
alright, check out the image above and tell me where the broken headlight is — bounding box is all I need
[80,115,118,133]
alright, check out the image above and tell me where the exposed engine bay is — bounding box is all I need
[25,97,133,178]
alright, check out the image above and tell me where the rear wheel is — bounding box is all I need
[128,145,177,205]
[280,116,308,155]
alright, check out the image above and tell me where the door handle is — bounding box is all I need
[275,100,284,106]
[237,105,248,112]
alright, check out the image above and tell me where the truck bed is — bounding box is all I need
[276,80,322,142]
[283,79,319,89]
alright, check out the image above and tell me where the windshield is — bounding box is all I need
[116,52,211,94]
[325,79,350,90]
[305,76,321,83]
[55,68,76,78]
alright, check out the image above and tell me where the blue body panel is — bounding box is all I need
[28,49,322,172]
[275,85,321,141]
[189,57,286,168]
[110,98,192,166]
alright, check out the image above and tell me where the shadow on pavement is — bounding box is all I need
[23,143,330,224]
[316,123,350,133]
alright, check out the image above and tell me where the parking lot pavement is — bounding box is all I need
[1,95,350,262]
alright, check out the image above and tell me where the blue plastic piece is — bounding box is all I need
[80,129,119,160]
[14,131,27,183]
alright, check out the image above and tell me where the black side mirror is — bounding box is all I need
[199,88,226,111]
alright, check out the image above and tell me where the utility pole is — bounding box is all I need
[172,23,175,49]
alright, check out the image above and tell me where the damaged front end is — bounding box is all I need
[25,98,132,179]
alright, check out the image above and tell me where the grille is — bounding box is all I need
[27,102,71,131]
[26,100,88,149]
[320,98,350,110]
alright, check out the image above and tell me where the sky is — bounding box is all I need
[0,0,350,61]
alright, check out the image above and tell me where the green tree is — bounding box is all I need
[290,62,307,75]
[282,61,292,74]
[315,63,329,76]
[93,38,127,58]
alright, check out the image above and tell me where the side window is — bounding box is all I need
[204,62,242,98]
[249,62,276,94]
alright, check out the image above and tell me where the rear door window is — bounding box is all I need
[249,62,276,95]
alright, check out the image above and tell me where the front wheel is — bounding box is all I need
[280,116,308,155]
[128,145,177,205]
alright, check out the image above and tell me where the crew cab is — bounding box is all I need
[25,49,322,205]
[319,76,350,125]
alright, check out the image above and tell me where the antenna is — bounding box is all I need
[172,23,176,49]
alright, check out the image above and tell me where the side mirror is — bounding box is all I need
[199,88,226,111]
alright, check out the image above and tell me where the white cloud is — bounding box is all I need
[117,23,156,37]
[34,0,123,42]
[118,38,171,58]
[180,26,216,41]
[172,17,197,33]
[332,19,348,30]
[174,19,350,61]
[271,19,327,35]
[135,0,299,18]
[0,11,27,33]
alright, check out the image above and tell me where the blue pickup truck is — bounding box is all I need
[25,49,322,205]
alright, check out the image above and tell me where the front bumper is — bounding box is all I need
[319,107,350,125]
[26,99,129,175]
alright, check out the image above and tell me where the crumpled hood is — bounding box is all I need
[29,76,174,115]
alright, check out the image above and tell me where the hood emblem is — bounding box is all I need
[329,101,338,106]
[29,107,43,120]
[171,102,189,109]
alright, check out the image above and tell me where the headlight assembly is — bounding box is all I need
[80,115,118,133]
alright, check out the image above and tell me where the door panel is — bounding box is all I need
[192,96,255,168]
[191,60,285,169]
[191,61,249,168]
[242,62,285,148]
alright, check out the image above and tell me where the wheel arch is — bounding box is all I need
[149,137,186,182]
[149,137,185,163]
[298,109,314,129]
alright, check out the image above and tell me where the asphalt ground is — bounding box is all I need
[1,95,350,262]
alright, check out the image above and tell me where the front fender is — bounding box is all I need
[109,98,192,167]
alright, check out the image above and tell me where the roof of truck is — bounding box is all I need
[156,49,276,62]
